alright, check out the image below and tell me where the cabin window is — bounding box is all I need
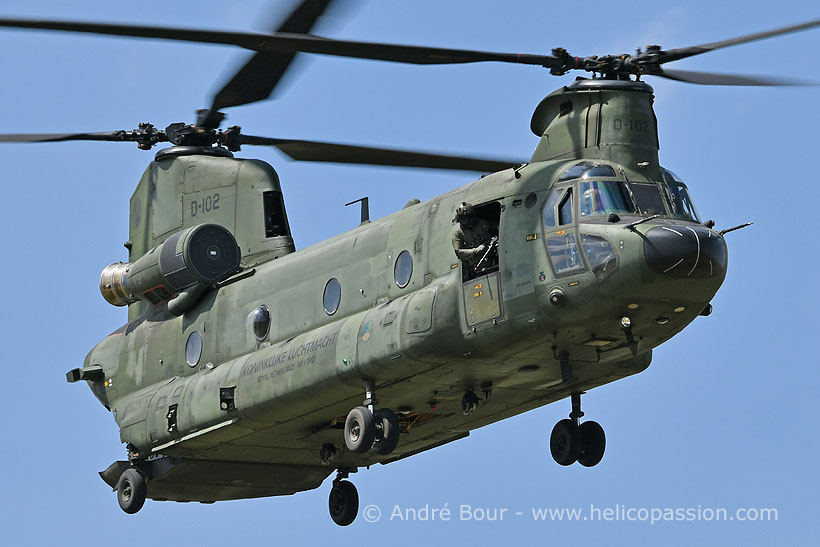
[249,305,271,342]
[323,278,342,315]
[186,331,203,367]
[394,250,413,288]
[263,191,288,237]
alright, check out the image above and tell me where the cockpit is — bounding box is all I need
[541,161,704,281]
[547,161,700,223]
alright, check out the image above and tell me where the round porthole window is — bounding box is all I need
[249,305,271,342]
[323,278,341,315]
[394,250,413,288]
[186,331,203,367]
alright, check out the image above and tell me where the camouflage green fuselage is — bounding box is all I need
[83,80,727,502]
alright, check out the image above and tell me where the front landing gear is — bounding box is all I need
[550,418,582,466]
[578,420,606,467]
[549,392,606,467]
[329,470,359,526]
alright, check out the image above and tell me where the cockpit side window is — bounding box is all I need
[547,234,584,275]
[542,185,585,276]
[665,183,699,222]
[661,169,700,223]
[558,189,574,225]
[543,186,562,228]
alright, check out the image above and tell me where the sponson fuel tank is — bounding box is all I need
[100,223,240,309]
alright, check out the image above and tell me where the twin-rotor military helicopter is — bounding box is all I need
[1,1,817,526]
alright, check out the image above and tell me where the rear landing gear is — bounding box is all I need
[329,470,359,526]
[372,408,400,455]
[344,406,376,453]
[549,391,606,467]
[117,468,147,514]
[343,381,401,455]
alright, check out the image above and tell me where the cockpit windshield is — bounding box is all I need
[579,180,636,218]
[629,183,667,215]
[546,163,701,224]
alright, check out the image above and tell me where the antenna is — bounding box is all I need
[345,197,370,224]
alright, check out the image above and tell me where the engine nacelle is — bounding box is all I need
[100,224,240,307]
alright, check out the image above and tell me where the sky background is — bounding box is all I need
[0,1,817,545]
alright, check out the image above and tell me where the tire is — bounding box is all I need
[117,468,147,514]
[550,418,582,466]
[328,481,359,526]
[578,421,606,467]
[344,406,376,453]
[372,408,401,455]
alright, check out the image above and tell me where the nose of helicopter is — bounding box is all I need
[643,225,727,278]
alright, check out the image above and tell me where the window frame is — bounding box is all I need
[323,278,342,316]
[185,331,203,367]
[541,183,588,278]
[249,305,271,342]
[394,250,413,288]
[660,169,701,223]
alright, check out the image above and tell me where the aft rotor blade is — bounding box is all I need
[659,18,820,63]
[202,0,337,128]
[656,68,813,86]
[0,18,557,67]
[240,135,522,172]
[0,131,155,143]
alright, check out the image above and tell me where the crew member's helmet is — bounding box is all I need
[455,202,475,222]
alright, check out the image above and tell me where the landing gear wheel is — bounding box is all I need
[550,418,582,466]
[344,406,376,453]
[329,480,359,526]
[372,408,400,455]
[117,468,147,514]
[578,421,606,467]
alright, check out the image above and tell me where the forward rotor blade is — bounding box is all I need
[202,0,336,128]
[659,18,820,63]
[239,135,522,172]
[656,68,813,86]
[0,18,556,66]
[256,36,554,66]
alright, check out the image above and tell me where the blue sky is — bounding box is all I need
[0,1,817,545]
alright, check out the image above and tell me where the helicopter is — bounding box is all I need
[0,0,818,529]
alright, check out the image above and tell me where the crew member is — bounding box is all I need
[452,202,495,273]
